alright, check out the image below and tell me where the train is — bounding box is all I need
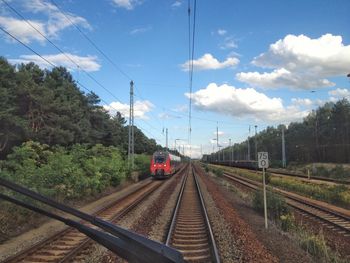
[202,154,258,170]
[150,151,181,179]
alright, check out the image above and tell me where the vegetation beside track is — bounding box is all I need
[0,141,147,241]
[208,165,350,209]
[208,166,348,263]
[215,99,350,164]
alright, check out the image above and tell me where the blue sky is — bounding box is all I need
[1,0,349,157]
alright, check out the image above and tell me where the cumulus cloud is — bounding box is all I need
[181,53,239,71]
[213,131,224,136]
[237,68,333,89]
[158,112,181,120]
[171,1,182,8]
[217,29,227,36]
[219,36,237,49]
[185,83,309,122]
[328,88,350,101]
[0,16,46,44]
[130,26,152,35]
[111,0,140,10]
[291,98,313,107]
[0,0,90,44]
[237,34,350,90]
[104,100,154,119]
[328,88,350,98]
[9,53,101,72]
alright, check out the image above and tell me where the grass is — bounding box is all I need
[210,164,350,209]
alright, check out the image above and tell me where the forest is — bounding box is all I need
[219,98,350,165]
[0,57,159,159]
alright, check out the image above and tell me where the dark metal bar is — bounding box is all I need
[0,178,184,263]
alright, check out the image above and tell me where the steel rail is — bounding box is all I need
[210,162,350,185]
[2,180,160,263]
[63,165,189,262]
[192,165,221,263]
[166,165,221,262]
[222,172,350,236]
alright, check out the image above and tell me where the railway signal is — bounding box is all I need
[258,152,269,229]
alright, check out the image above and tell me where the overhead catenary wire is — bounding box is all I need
[1,0,124,104]
[0,22,162,145]
[1,0,167,143]
[49,0,132,81]
[187,0,197,159]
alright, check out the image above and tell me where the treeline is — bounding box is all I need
[0,57,159,158]
[220,99,350,164]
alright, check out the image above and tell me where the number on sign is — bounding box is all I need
[258,152,269,168]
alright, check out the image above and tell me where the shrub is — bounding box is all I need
[299,231,329,259]
[212,167,223,177]
[280,213,295,232]
[331,165,347,179]
[252,190,290,221]
[134,154,151,180]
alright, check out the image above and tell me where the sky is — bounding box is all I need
[1,0,350,158]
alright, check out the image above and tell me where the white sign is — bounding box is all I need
[258,152,269,168]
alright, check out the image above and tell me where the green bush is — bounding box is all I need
[0,141,130,239]
[299,231,329,259]
[331,165,347,179]
[252,190,290,221]
[134,154,151,179]
[212,167,223,177]
[280,213,295,232]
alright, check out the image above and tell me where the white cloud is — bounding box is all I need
[217,29,227,36]
[104,100,154,119]
[185,83,309,122]
[213,131,224,136]
[9,53,101,72]
[158,112,181,120]
[237,68,334,89]
[172,104,188,112]
[130,26,152,35]
[181,53,239,71]
[219,36,237,49]
[111,0,140,10]
[0,0,91,44]
[237,34,350,90]
[171,1,182,8]
[291,98,313,107]
[328,88,350,98]
[0,16,46,44]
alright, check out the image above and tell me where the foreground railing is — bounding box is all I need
[0,178,184,263]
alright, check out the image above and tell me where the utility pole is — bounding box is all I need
[128,80,135,169]
[229,139,232,163]
[282,126,286,168]
[254,125,258,161]
[247,126,251,160]
[216,122,219,148]
[165,128,168,150]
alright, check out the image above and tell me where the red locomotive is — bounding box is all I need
[150,151,181,178]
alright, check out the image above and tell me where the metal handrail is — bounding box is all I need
[0,177,184,263]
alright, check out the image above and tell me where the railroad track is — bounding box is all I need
[211,163,350,185]
[166,165,220,262]
[222,172,350,237]
[2,179,164,263]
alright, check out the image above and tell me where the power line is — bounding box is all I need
[0,26,56,68]
[186,0,197,158]
[1,0,124,104]
[49,0,132,81]
[0,21,159,145]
